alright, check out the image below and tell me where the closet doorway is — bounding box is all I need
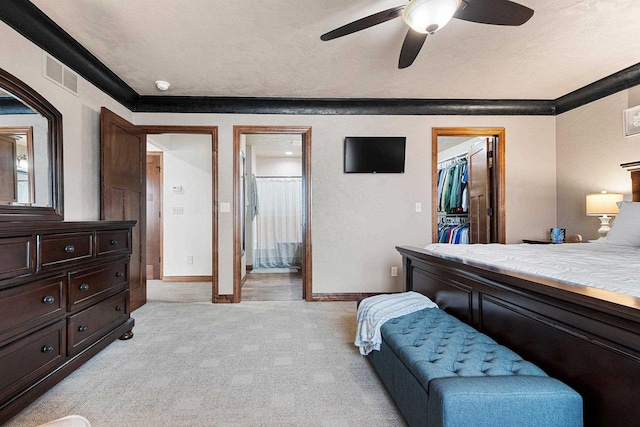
[233,126,312,302]
[432,128,505,244]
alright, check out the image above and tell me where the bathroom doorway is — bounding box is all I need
[233,126,312,302]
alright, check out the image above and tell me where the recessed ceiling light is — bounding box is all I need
[155,80,170,91]
[285,151,293,155]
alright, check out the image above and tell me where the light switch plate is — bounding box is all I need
[172,206,184,215]
[415,203,422,212]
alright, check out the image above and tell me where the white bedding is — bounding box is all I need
[423,242,640,299]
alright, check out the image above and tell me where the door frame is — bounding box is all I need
[233,125,312,302]
[432,127,506,244]
[141,126,220,303]
[146,151,163,280]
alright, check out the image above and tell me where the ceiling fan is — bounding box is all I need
[320,0,534,69]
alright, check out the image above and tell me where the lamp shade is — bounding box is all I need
[402,0,461,34]
[586,192,623,216]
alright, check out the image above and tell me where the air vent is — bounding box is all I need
[43,53,79,95]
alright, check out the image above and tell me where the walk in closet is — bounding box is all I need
[432,128,505,245]
[436,154,469,243]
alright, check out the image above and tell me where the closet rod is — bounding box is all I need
[438,153,468,165]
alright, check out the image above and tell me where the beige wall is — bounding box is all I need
[134,113,557,295]
[1,20,559,297]
[556,90,639,241]
[0,22,132,220]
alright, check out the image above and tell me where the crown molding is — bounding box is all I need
[0,0,138,110]
[2,1,640,116]
[133,96,555,115]
[555,63,640,115]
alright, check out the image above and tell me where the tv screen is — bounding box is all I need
[344,137,406,173]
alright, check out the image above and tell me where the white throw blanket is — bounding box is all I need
[355,291,438,356]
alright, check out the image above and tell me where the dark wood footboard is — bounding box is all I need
[397,245,640,427]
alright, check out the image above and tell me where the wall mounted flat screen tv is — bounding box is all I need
[344,137,406,173]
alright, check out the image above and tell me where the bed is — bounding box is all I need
[397,163,640,427]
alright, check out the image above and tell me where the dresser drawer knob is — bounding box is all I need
[116,271,124,277]
[64,245,75,253]
[78,325,88,332]
[116,305,124,312]
[110,239,119,245]
[79,284,89,291]
[42,345,54,353]
[43,295,55,304]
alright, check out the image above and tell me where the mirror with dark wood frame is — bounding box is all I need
[0,67,63,221]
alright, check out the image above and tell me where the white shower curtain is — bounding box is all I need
[253,177,302,269]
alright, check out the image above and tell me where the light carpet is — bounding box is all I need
[6,299,406,426]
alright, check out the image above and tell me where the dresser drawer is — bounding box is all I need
[67,291,128,356]
[0,277,65,345]
[0,321,66,403]
[96,229,130,256]
[38,232,93,270]
[0,236,33,281]
[68,260,128,311]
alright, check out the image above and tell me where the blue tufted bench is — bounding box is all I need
[366,307,583,427]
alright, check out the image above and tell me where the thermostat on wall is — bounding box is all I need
[172,185,183,193]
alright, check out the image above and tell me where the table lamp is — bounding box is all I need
[586,191,623,240]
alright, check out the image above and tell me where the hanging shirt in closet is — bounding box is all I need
[437,159,468,214]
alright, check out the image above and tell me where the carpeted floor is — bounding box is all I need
[5,297,406,426]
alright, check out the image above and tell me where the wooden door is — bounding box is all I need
[0,135,17,203]
[100,108,147,310]
[468,139,491,244]
[146,152,162,280]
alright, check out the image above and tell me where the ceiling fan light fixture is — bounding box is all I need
[402,0,461,34]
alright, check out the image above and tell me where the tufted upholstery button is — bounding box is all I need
[380,307,548,385]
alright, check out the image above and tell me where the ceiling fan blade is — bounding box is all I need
[398,29,428,69]
[321,6,405,41]
[454,0,534,26]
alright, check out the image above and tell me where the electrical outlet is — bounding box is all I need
[415,202,422,212]
[187,256,193,264]
[391,266,398,277]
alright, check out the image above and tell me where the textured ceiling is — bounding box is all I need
[30,0,640,100]
[247,134,302,158]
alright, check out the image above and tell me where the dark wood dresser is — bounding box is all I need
[0,221,136,423]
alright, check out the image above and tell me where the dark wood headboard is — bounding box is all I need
[621,161,640,201]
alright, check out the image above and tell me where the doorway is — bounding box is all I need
[146,151,163,280]
[100,109,219,308]
[432,127,506,244]
[143,129,218,302]
[233,126,312,302]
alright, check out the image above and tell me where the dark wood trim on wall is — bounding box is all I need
[134,97,555,116]
[621,161,640,202]
[0,0,138,110]
[555,63,640,115]
[162,276,213,282]
[213,294,234,303]
[311,293,390,302]
[3,1,640,115]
